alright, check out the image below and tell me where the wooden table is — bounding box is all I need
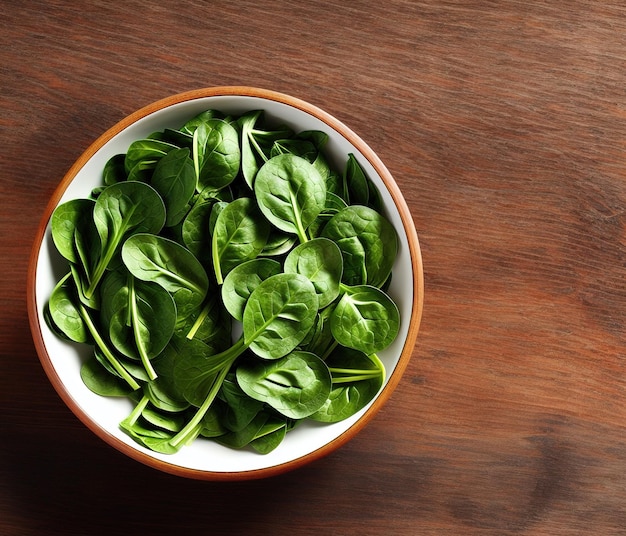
[3,1,626,534]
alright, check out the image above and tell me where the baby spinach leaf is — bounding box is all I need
[215,411,269,449]
[321,205,398,288]
[141,405,188,433]
[199,401,228,438]
[254,154,327,243]
[167,335,227,408]
[100,269,176,380]
[243,273,319,359]
[86,181,166,299]
[260,230,297,257]
[80,355,136,397]
[221,258,281,321]
[307,192,348,238]
[310,348,385,423]
[121,233,209,321]
[150,147,196,227]
[193,119,241,192]
[181,199,215,267]
[300,303,337,359]
[236,351,332,419]
[343,153,369,206]
[249,417,288,454]
[180,108,225,135]
[48,273,90,343]
[48,274,140,390]
[103,154,127,185]
[179,294,232,350]
[50,198,96,265]
[270,138,317,161]
[144,377,190,413]
[331,284,400,355]
[284,237,343,309]
[93,347,151,384]
[238,109,265,188]
[218,373,265,433]
[124,138,180,175]
[211,197,270,284]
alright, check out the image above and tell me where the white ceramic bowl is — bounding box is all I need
[27,87,424,480]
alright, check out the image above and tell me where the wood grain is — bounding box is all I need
[3,1,626,534]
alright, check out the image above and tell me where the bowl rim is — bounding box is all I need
[26,86,424,480]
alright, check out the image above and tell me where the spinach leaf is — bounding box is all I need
[300,303,337,359]
[150,147,196,227]
[236,351,332,419]
[310,349,385,423]
[48,273,140,390]
[343,153,369,206]
[179,294,232,350]
[284,237,343,309]
[211,197,270,284]
[121,233,209,321]
[124,138,180,175]
[86,181,166,299]
[169,335,229,407]
[48,273,90,344]
[321,205,398,288]
[180,109,225,135]
[50,198,96,265]
[218,373,265,432]
[80,355,136,397]
[181,198,215,267]
[331,284,400,354]
[243,273,319,359]
[103,154,127,185]
[221,258,281,321]
[100,269,176,380]
[260,230,297,257]
[193,119,240,192]
[254,154,327,244]
[238,109,265,188]
[270,138,317,161]
[249,417,288,454]
[215,411,269,449]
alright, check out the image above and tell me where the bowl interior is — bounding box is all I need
[29,88,423,479]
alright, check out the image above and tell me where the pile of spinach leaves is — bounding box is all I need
[46,108,401,455]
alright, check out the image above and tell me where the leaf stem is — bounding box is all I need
[186,297,215,340]
[78,302,140,390]
[129,277,158,381]
[169,360,232,448]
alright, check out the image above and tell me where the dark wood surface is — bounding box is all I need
[3,1,626,534]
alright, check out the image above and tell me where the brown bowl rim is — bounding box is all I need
[27,86,424,481]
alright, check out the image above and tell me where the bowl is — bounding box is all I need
[27,87,424,480]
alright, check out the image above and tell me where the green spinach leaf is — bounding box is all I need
[254,154,327,244]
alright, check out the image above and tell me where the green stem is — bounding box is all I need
[321,339,339,361]
[168,337,249,448]
[289,189,309,244]
[329,367,381,376]
[331,374,381,384]
[192,128,201,182]
[129,278,158,381]
[186,298,215,340]
[212,231,224,285]
[125,394,150,427]
[78,303,140,390]
[249,132,269,164]
[84,208,137,299]
[169,361,232,448]
[369,352,386,382]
